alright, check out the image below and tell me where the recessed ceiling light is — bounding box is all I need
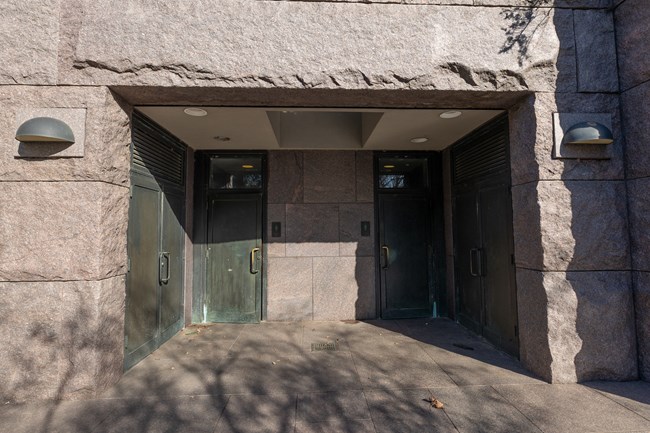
[183,107,208,117]
[440,111,462,119]
[410,137,429,144]
[383,164,396,169]
[242,164,254,169]
[213,136,231,142]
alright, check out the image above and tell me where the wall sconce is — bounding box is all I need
[553,113,613,160]
[562,121,614,145]
[15,117,76,143]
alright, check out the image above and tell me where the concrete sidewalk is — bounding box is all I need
[2,318,650,433]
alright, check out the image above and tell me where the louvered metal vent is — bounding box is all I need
[452,115,508,185]
[132,111,186,186]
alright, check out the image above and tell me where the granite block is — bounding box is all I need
[0,181,129,281]
[628,178,650,271]
[516,269,636,383]
[633,272,650,380]
[267,204,286,258]
[0,1,60,85]
[267,151,303,204]
[313,257,375,320]
[286,204,339,257]
[621,80,650,179]
[339,204,375,257]
[615,0,650,91]
[266,257,313,321]
[355,151,374,203]
[0,277,126,402]
[303,151,356,203]
[574,9,618,93]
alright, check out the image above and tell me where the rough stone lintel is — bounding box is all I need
[52,1,578,93]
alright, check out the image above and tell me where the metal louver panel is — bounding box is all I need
[452,115,508,185]
[132,111,186,186]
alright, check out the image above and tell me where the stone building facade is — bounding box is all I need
[0,0,648,402]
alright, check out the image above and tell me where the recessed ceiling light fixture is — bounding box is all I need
[410,137,429,144]
[213,136,231,142]
[440,111,462,119]
[183,107,208,117]
[383,164,396,169]
[242,164,255,169]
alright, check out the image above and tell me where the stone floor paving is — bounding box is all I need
[2,318,650,433]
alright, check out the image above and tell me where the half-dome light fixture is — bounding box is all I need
[410,137,429,144]
[562,121,613,145]
[15,117,75,143]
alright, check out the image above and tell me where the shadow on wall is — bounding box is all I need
[504,0,637,382]
[0,286,124,406]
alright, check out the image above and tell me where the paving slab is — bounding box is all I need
[211,351,362,395]
[213,393,296,433]
[432,385,543,433]
[494,383,650,433]
[0,399,116,433]
[586,381,650,421]
[94,395,227,433]
[422,345,543,386]
[297,390,370,423]
[364,388,457,433]
[295,418,377,433]
[352,341,457,389]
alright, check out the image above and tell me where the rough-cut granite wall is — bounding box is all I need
[615,0,650,380]
[0,86,131,402]
[265,151,376,321]
[0,0,635,400]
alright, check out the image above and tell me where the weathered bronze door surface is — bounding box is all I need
[452,114,518,357]
[125,111,186,370]
[203,154,264,323]
[376,156,438,319]
[206,194,262,323]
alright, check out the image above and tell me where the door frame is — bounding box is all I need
[192,151,268,323]
[373,152,446,319]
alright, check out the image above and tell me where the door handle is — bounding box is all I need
[250,247,260,274]
[381,245,390,269]
[159,252,170,284]
[469,248,483,277]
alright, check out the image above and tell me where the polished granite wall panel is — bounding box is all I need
[266,150,376,321]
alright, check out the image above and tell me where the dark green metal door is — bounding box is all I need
[160,192,185,341]
[206,194,262,323]
[479,184,518,355]
[379,195,433,318]
[125,182,160,366]
[455,190,483,334]
[376,155,439,319]
[125,111,187,370]
[451,114,518,357]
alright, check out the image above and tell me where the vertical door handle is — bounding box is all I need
[469,248,479,277]
[381,245,390,269]
[159,252,171,284]
[250,247,260,274]
[469,248,484,277]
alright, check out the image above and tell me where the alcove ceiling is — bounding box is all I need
[137,106,505,151]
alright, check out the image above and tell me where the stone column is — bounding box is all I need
[0,86,131,402]
[615,0,650,380]
[509,91,636,383]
